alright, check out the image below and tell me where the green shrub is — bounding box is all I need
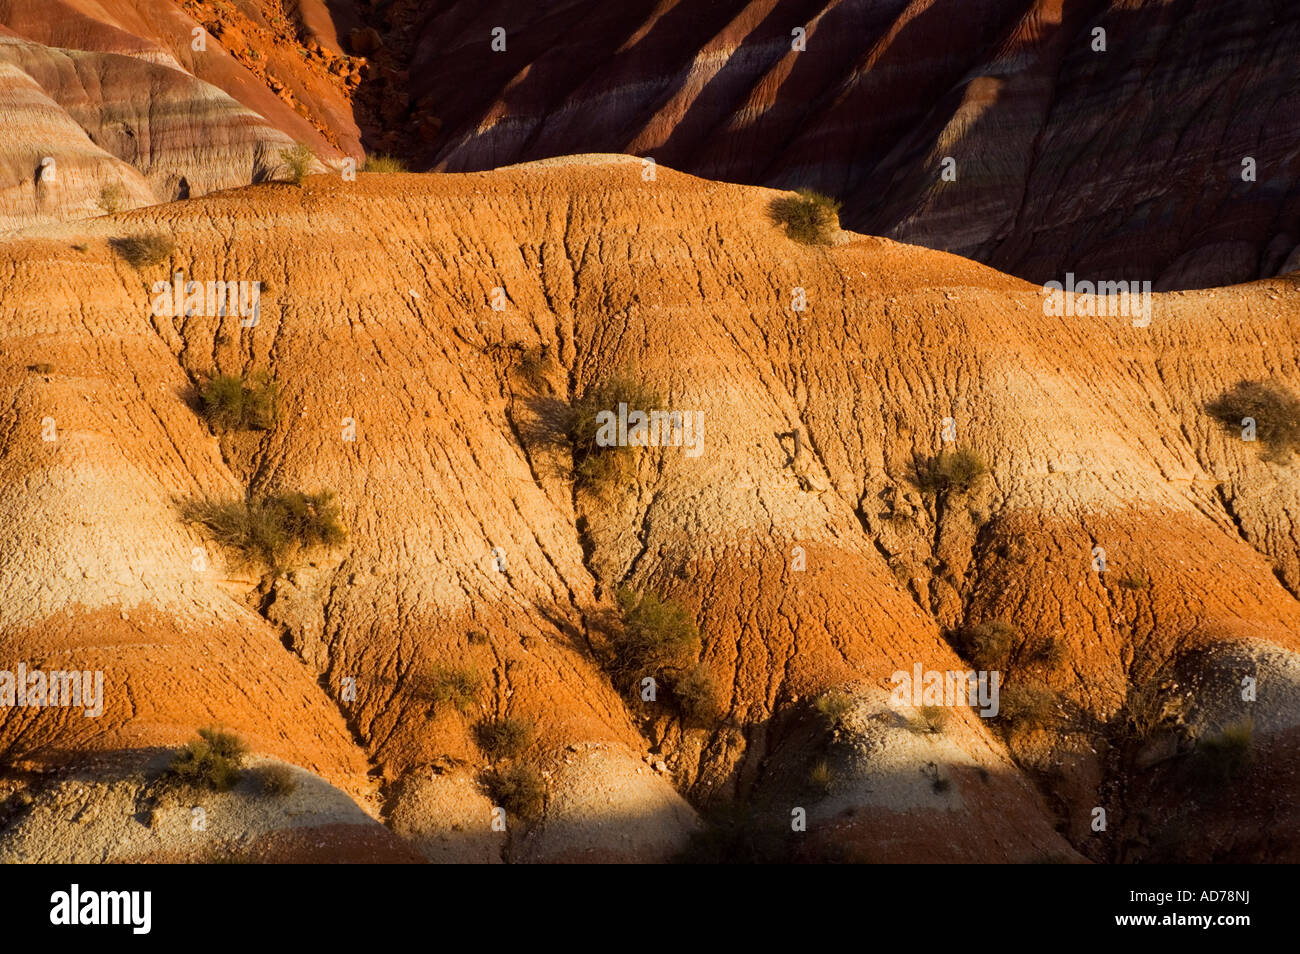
[362,154,408,173]
[111,232,174,268]
[768,189,841,245]
[1207,380,1300,462]
[610,587,700,689]
[917,705,949,734]
[814,689,854,726]
[256,763,298,796]
[422,665,480,714]
[565,376,662,493]
[913,446,989,495]
[181,489,346,573]
[998,683,1058,729]
[1194,721,1253,784]
[97,183,125,214]
[277,144,315,186]
[168,728,246,791]
[1117,569,1149,590]
[670,663,723,725]
[199,371,279,432]
[955,620,1018,670]
[473,716,533,760]
[484,763,546,822]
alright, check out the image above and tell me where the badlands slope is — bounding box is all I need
[1,157,1299,862]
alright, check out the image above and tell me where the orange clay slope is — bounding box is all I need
[1,155,1298,862]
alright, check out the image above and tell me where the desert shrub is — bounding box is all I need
[181,490,345,572]
[1115,678,1185,741]
[670,663,723,725]
[808,759,832,793]
[256,763,298,796]
[917,705,949,734]
[913,446,989,495]
[111,232,174,268]
[768,189,841,246]
[422,665,480,714]
[610,587,700,684]
[1026,635,1067,669]
[1193,721,1253,784]
[27,363,54,374]
[97,183,125,214]
[168,728,246,791]
[814,689,854,726]
[1207,380,1300,462]
[466,630,489,646]
[362,154,407,173]
[473,716,533,761]
[277,144,315,186]
[484,763,546,822]
[565,376,662,492]
[998,683,1058,729]
[1117,569,1149,590]
[198,371,279,432]
[954,620,1019,670]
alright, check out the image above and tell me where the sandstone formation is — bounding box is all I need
[1,157,1297,862]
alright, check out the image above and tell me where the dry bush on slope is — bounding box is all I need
[609,588,721,724]
[167,728,247,791]
[768,189,841,245]
[198,371,279,432]
[181,490,345,574]
[111,232,173,268]
[564,376,663,493]
[1207,379,1300,463]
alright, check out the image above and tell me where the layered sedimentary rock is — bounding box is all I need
[393,0,1300,290]
[1,158,1298,861]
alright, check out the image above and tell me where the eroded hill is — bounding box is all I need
[1,157,1299,862]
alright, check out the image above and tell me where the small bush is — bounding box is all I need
[168,728,246,791]
[1026,635,1067,669]
[277,144,315,186]
[256,763,298,796]
[473,716,533,761]
[768,189,841,246]
[815,689,854,726]
[97,183,125,214]
[610,587,700,687]
[670,663,723,725]
[565,377,662,493]
[362,154,407,173]
[466,630,489,646]
[422,665,480,714]
[1116,679,1185,741]
[1117,570,1149,590]
[484,763,546,822]
[112,232,174,268]
[181,490,346,573]
[198,371,279,432]
[917,705,949,734]
[1194,721,1253,784]
[955,620,1018,670]
[998,683,1058,729]
[27,363,55,374]
[913,446,989,496]
[1207,380,1300,462]
[808,759,832,793]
